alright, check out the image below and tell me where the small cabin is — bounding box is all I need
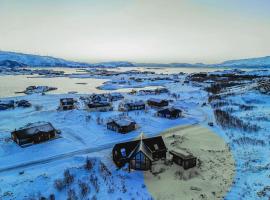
[120,101,146,111]
[0,100,15,110]
[109,93,124,102]
[59,98,76,110]
[107,119,136,134]
[16,100,31,108]
[11,122,58,147]
[155,88,169,94]
[157,107,182,119]
[112,135,167,171]
[87,102,113,112]
[147,98,169,108]
[169,150,197,170]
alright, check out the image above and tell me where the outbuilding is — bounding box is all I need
[169,150,197,170]
[11,122,58,147]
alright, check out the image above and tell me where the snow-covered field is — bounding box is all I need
[0,68,270,199]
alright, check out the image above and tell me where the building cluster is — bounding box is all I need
[6,87,198,175]
[0,99,31,110]
[112,134,197,171]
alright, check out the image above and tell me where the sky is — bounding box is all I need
[0,0,270,63]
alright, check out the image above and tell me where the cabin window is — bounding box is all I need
[154,144,159,150]
[121,148,126,157]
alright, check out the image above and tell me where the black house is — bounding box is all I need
[0,100,15,110]
[157,107,182,119]
[147,98,169,108]
[11,122,58,146]
[59,98,76,110]
[169,150,197,170]
[112,135,167,171]
[121,101,146,111]
[107,119,136,134]
[87,102,113,112]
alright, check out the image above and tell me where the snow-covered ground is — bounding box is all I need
[0,68,270,199]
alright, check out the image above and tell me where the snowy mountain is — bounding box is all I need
[0,50,269,68]
[0,60,27,68]
[0,51,91,67]
[0,51,134,68]
[215,56,270,68]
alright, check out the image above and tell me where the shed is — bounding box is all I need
[11,122,58,146]
[169,150,197,170]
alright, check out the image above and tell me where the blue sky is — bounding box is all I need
[0,0,269,63]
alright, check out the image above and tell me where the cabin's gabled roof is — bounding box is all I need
[88,101,111,108]
[108,118,136,127]
[157,107,182,115]
[169,149,195,160]
[12,122,56,139]
[128,138,153,161]
[148,98,168,104]
[112,135,167,161]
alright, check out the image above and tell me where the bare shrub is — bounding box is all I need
[85,157,94,171]
[78,181,90,198]
[214,109,260,132]
[99,162,112,181]
[49,194,55,200]
[54,179,65,191]
[90,174,99,193]
[232,137,265,146]
[91,195,97,200]
[64,169,74,186]
[34,105,43,111]
[67,189,78,200]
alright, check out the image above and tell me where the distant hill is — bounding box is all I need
[0,51,134,68]
[0,60,27,68]
[0,50,269,68]
[136,56,270,68]
[214,56,270,68]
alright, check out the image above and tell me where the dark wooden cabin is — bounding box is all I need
[107,119,136,134]
[0,100,15,110]
[169,150,197,170]
[125,101,145,111]
[59,98,75,110]
[87,102,112,112]
[11,122,58,146]
[112,135,167,171]
[147,98,169,108]
[157,107,182,119]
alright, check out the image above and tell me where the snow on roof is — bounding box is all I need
[126,101,145,106]
[170,149,195,159]
[16,122,55,136]
[114,119,135,127]
[148,98,165,103]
